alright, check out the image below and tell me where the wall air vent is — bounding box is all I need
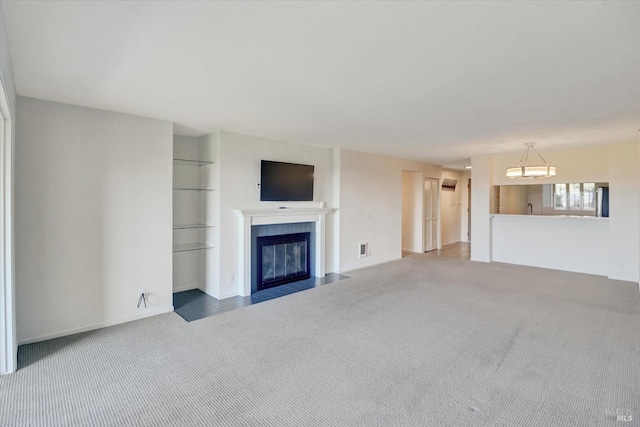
[359,242,368,258]
[442,178,458,191]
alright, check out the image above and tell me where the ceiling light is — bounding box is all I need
[464,166,472,169]
[506,143,556,179]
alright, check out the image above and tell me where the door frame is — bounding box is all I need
[401,170,424,254]
[424,177,441,252]
[467,178,471,241]
[0,73,15,375]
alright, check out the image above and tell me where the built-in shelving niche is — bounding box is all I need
[172,135,216,293]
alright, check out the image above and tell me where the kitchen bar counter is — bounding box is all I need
[490,214,609,276]
[491,214,608,220]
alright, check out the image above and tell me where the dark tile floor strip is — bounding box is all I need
[173,273,350,322]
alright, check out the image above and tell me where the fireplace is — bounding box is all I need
[256,232,311,291]
[235,207,331,296]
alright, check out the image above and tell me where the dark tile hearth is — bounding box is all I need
[173,273,349,322]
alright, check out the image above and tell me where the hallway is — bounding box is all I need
[404,242,470,260]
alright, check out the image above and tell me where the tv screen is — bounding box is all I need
[260,160,314,201]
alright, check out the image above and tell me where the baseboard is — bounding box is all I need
[607,274,639,283]
[172,284,199,293]
[342,256,403,275]
[217,291,238,300]
[18,306,175,345]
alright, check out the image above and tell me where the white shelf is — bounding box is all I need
[173,223,214,230]
[173,158,214,167]
[173,242,214,253]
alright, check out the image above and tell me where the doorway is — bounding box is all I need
[424,178,440,252]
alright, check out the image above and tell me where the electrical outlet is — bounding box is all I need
[228,272,235,282]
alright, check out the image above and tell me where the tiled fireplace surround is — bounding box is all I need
[254,227,313,292]
[234,207,332,297]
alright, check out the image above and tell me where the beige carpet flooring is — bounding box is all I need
[1,255,639,426]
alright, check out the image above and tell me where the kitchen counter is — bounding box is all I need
[490,214,609,276]
[491,214,608,220]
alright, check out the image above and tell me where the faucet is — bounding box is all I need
[527,203,533,214]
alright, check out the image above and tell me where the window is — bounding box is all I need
[583,182,595,210]
[553,183,596,211]
[554,184,567,209]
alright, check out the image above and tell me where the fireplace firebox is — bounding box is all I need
[256,232,311,291]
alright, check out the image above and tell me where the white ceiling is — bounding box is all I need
[4,1,640,167]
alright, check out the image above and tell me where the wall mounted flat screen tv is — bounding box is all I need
[260,160,314,201]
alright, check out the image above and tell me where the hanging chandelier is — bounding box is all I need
[506,142,556,179]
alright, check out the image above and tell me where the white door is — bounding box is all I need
[424,178,439,252]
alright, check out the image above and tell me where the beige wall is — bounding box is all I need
[338,149,440,272]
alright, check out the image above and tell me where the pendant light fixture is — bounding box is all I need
[506,142,556,179]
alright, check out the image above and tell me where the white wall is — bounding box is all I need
[216,131,335,299]
[470,156,492,262]
[15,97,174,344]
[440,169,462,245]
[331,148,341,271]
[401,171,422,252]
[338,149,440,272]
[608,141,640,282]
[460,171,471,242]
[200,133,220,298]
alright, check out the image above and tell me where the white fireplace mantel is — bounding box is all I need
[234,207,332,296]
